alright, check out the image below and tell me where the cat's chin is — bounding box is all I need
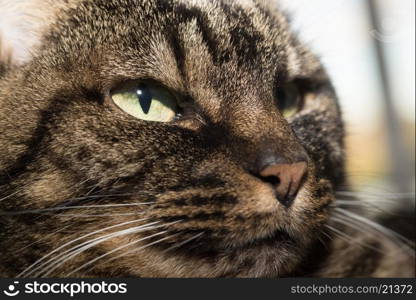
[123,233,306,278]
[231,228,294,250]
[125,202,331,277]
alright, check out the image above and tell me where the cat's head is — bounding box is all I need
[0,0,344,277]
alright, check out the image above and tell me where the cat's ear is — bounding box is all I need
[0,0,65,68]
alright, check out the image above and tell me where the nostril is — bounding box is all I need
[262,175,280,186]
[255,161,308,207]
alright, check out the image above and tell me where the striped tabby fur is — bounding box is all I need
[0,0,414,277]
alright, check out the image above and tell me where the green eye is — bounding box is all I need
[111,81,179,122]
[277,82,301,118]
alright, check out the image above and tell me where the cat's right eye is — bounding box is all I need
[111,81,180,122]
[276,82,302,118]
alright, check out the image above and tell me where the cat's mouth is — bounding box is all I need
[230,228,296,251]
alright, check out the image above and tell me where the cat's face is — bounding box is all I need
[0,0,344,277]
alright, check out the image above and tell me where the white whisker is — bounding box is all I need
[333,208,415,256]
[18,218,150,278]
[163,232,204,253]
[324,224,382,253]
[336,191,415,200]
[66,230,169,276]
[328,218,385,253]
[332,200,385,213]
[37,221,163,277]
[42,212,145,217]
[0,190,20,202]
[65,193,153,200]
[104,232,180,265]
[2,203,153,216]
[17,224,72,254]
[324,224,355,244]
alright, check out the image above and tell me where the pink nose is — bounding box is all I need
[258,161,307,207]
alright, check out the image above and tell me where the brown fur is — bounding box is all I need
[0,0,414,278]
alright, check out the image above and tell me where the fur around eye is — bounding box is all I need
[111,81,179,122]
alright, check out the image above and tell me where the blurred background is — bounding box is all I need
[280,0,415,204]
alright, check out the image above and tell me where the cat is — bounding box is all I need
[0,0,414,278]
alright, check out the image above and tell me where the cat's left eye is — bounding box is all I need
[111,81,179,122]
[276,82,302,118]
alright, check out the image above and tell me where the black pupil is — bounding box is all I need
[137,85,152,114]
